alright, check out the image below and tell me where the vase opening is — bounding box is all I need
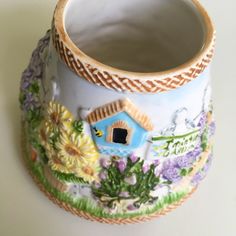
[63,0,209,73]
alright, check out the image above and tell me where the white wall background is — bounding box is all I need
[0,0,235,235]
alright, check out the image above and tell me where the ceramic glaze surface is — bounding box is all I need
[20,0,215,224]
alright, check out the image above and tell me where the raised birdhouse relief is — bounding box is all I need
[86,99,154,157]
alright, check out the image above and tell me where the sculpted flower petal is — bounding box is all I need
[45,101,73,132]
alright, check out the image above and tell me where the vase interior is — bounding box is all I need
[64,0,206,73]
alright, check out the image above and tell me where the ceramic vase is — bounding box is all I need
[20,0,215,224]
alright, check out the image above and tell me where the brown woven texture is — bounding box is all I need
[22,128,196,225]
[51,19,215,94]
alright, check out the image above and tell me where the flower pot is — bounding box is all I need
[20,0,215,224]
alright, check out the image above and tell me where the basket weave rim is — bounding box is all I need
[53,0,215,79]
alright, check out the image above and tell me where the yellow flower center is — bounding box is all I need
[65,145,81,156]
[52,155,63,165]
[50,112,60,125]
[82,166,94,176]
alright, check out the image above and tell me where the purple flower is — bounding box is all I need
[119,192,130,198]
[93,182,101,189]
[142,164,150,174]
[20,31,50,90]
[23,93,40,111]
[21,78,31,90]
[202,154,213,173]
[117,160,127,173]
[125,174,137,185]
[198,113,207,130]
[100,158,111,169]
[185,145,202,162]
[209,122,216,137]
[129,153,138,163]
[127,204,137,211]
[191,172,203,185]
[99,171,107,180]
[153,159,160,167]
[175,155,194,168]
[161,161,182,183]
[191,145,202,158]
[21,69,35,90]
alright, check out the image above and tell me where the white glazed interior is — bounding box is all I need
[64,0,206,73]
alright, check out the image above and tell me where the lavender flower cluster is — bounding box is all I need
[161,145,202,183]
[191,153,213,186]
[197,112,207,132]
[208,121,216,137]
[20,31,50,112]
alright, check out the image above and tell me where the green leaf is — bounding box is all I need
[180,169,188,176]
[188,167,193,174]
[30,82,40,94]
[72,120,83,135]
[201,127,209,151]
[52,171,89,184]
[49,131,60,150]
[92,157,168,208]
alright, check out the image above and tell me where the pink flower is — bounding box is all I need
[142,164,150,174]
[125,174,137,185]
[99,171,107,180]
[117,160,127,173]
[129,153,138,163]
[127,204,137,211]
[100,158,111,169]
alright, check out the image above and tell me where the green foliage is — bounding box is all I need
[26,108,43,129]
[52,171,89,184]
[180,169,188,176]
[48,131,60,150]
[29,82,40,94]
[72,120,83,136]
[38,145,49,164]
[92,157,160,209]
[201,127,209,151]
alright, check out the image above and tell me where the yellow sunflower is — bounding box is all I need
[45,101,73,132]
[39,120,60,152]
[45,131,100,182]
[74,162,100,183]
[56,131,99,166]
[47,149,74,174]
